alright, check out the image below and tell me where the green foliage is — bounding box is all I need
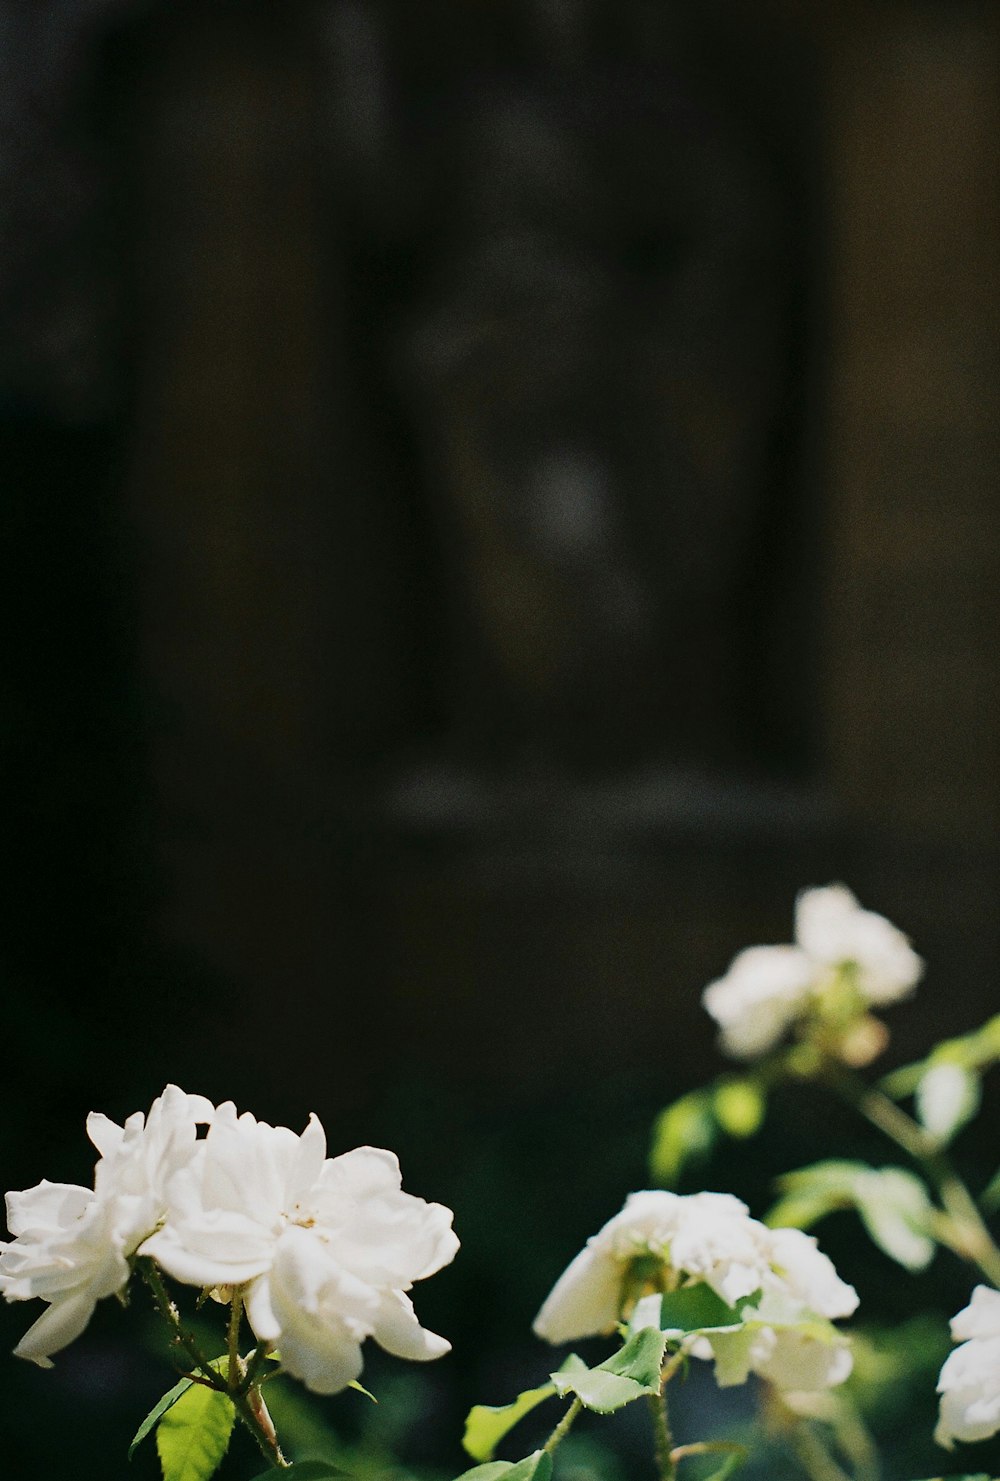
[253,1465,347,1480]
[712,1079,766,1139]
[130,1373,198,1459]
[703,1455,745,1481]
[650,1091,717,1185]
[980,1166,1000,1213]
[551,1327,668,1413]
[880,1013,1000,1145]
[881,1013,1000,1099]
[155,1381,235,1481]
[463,1358,587,1462]
[632,1285,748,1336]
[454,1450,553,1481]
[767,1160,936,1270]
[650,1078,766,1185]
[843,1317,950,1430]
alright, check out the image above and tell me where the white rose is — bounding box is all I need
[0,1085,214,1367]
[0,1183,128,1367]
[794,884,923,1007]
[702,885,922,1061]
[142,1103,459,1394]
[533,1190,856,1393]
[702,946,816,1060]
[936,1286,1000,1448]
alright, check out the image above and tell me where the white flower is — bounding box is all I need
[794,885,923,1007]
[702,947,816,1059]
[533,1190,857,1393]
[936,1285,1000,1448]
[0,1086,213,1367]
[702,885,923,1061]
[142,1103,459,1394]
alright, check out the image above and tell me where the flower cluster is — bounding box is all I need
[702,884,923,1061]
[936,1285,1000,1448]
[0,1087,458,1394]
[533,1189,858,1392]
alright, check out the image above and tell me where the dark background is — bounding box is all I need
[1,1,998,1476]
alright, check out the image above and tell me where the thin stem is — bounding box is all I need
[228,1286,244,1382]
[670,1441,746,1464]
[243,1338,274,1392]
[827,1066,1000,1286]
[141,1259,288,1468]
[232,1385,288,1469]
[139,1259,223,1389]
[648,1388,675,1481]
[542,1397,582,1455]
[788,1423,852,1481]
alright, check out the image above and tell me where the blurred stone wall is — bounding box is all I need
[4,0,997,1122]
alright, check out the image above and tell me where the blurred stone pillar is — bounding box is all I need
[821,3,1000,1023]
[125,1,374,1106]
[824,4,1000,845]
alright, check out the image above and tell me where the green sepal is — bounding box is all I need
[454,1450,554,1481]
[253,1464,348,1480]
[551,1327,668,1413]
[155,1381,236,1481]
[347,1379,376,1402]
[463,1358,585,1462]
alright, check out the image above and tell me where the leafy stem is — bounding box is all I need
[140,1259,288,1468]
[826,1065,1000,1286]
[139,1259,223,1391]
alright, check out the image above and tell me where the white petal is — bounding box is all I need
[86,1113,125,1159]
[371,1289,451,1361]
[244,1274,281,1343]
[5,1182,94,1239]
[753,1328,853,1391]
[951,1287,1000,1343]
[13,1289,98,1367]
[533,1245,622,1343]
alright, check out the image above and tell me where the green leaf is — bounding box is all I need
[767,1160,935,1270]
[650,1091,716,1185]
[909,1475,997,1481]
[253,1465,348,1480]
[638,1285,746,1335]
[712,1078,766,1139]
[130,1374,197,1459]
[463,1355,588,1459]
[463,1383,557,1462]
[853,1168,935,1271]
[455,1451,553,1481]
[552,1327,668,1413]
[156,1381,235,1481]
